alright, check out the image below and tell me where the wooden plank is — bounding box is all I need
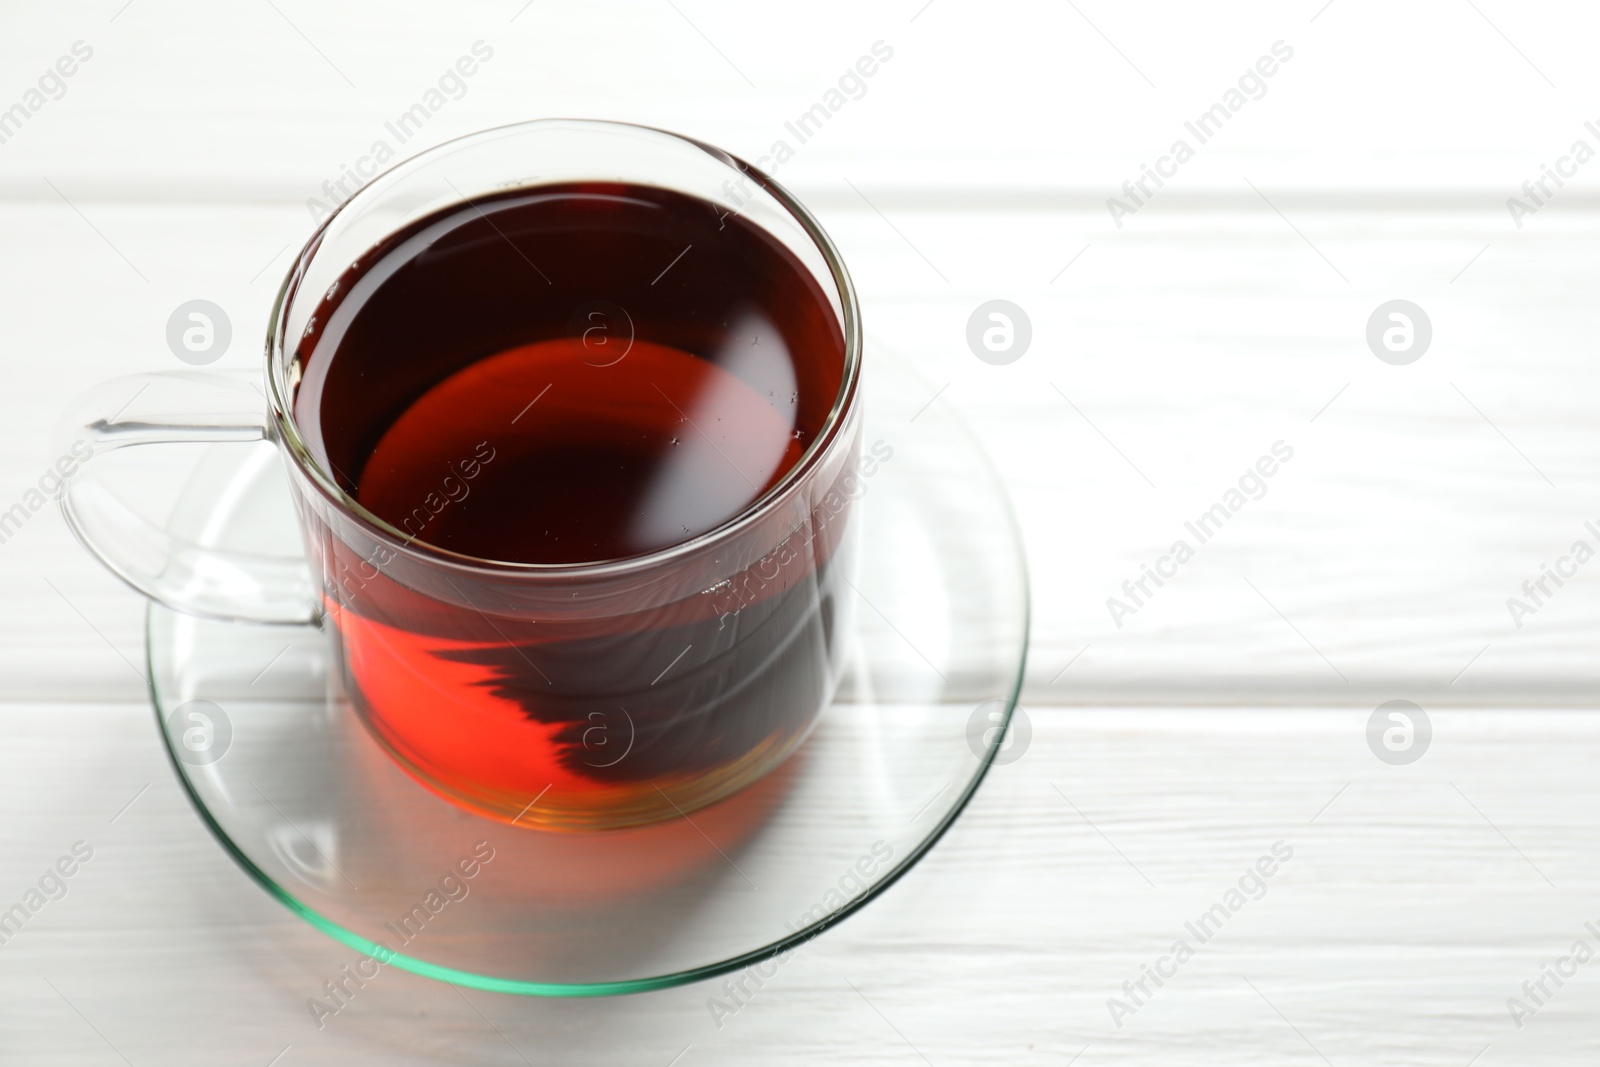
[1,0,1598,199]
[0,702,1593,1064]
[7,201,1600,703]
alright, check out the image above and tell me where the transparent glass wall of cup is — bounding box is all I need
[60,119,864,831]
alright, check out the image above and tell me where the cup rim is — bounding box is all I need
[264,117,862,577]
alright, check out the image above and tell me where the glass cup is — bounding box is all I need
[60,119,863,831]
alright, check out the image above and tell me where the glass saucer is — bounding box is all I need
[145,345,1029,996]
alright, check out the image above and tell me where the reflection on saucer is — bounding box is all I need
[147,343,1028,994]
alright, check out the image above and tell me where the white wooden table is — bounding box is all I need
[4,1,1600,1062]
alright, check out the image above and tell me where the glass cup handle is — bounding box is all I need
[57,370,319,626]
